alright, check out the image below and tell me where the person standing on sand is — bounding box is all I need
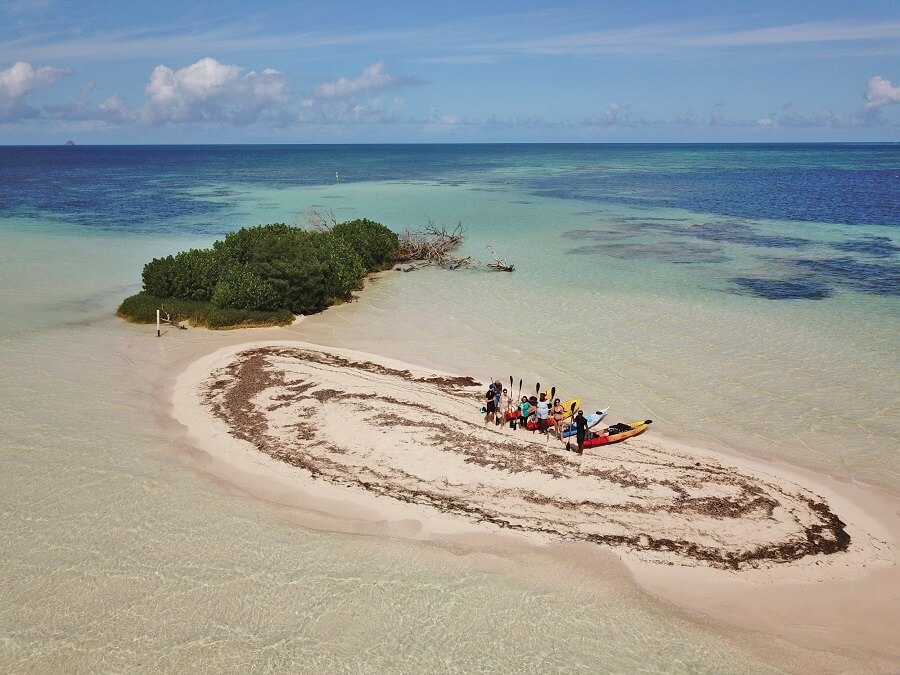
[484,384,497,426]
[536,393,550,434]
[574,409,589,455]
[519,396,531,430]
[551,398,565,439]
[499,388,511,427]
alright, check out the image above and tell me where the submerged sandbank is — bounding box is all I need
[170,339,899,671]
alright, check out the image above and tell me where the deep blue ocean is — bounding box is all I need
[3,143,898,226]
[2,143,898,301]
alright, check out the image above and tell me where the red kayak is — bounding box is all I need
[578,420,652,448]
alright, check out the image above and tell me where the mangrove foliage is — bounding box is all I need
[118,219,399,329]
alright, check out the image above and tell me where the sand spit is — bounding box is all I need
[180,342,886,572]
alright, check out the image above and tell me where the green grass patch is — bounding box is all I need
[117,292,294,329]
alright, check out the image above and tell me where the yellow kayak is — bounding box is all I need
[539,390,580,420]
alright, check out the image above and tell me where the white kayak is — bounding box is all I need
[560,407,609,438]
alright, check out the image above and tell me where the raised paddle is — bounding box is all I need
[543,386,555,436]
[565,401,578,444]
[549,386,556,435]
[514,378,523,430]
[507,375,514,428]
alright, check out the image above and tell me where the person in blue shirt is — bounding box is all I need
[519,396,531,430]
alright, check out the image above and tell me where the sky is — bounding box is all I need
[1,0,899,144]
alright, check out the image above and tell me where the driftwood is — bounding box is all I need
[397,222,465,267]
[304,212,514,272]
[305,207,338,230]
[397,222,514,272]
[485,244,514,272]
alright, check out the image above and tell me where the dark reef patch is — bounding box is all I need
[731,277,833,300]
[685,221,812,249]
[568,241,730,265]
[792,256,900,296]
[830,236,900,258]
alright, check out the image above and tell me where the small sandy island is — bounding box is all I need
[172,340,899,670]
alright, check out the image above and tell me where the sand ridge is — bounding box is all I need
[190,342,869,571]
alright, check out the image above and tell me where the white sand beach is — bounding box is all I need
[169,337,900,673]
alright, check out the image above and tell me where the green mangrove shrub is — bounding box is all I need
[142,248,221,301]
[211,265,279,311]
[120,219,400,329]
[331,218,399,272]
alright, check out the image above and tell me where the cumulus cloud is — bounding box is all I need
[864,76,900,109]
[297,95,404,126]
[143,57,288,125]
[0,60,70,121]
[313,61,419,99]
[584,101,632,127]
[43,78,137,125]
[296,62,420,125]
[756,77,900,130]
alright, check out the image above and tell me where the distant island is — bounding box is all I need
[64,140,75,146]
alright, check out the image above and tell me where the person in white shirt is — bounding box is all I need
[535,393,550,434]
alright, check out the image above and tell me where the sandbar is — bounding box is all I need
[170,339,899,672]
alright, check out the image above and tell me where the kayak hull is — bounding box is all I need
[524,397,581,430]
[560,407,609,438]
[581,420,652,448]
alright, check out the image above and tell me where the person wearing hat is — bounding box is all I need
[483,384,497,426]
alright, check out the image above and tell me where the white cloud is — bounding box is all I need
[295,62,420,125]
[3,0,56,15]
[10,57,418,129]
[313,61,418,99]
[297,95,403,125]
[0,60,70,121]
[864,76,900,109]
[98,95,135,121]
[143,57,288,125]
[584,101,632,127]
[754,76,900,130]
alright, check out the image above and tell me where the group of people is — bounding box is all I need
[482,383,591,455]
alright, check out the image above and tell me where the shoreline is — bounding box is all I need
[163,334,900,672]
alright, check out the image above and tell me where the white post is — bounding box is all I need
[156,309,160,337]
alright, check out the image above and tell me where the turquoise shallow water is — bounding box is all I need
[1,144,898,671]
[0,229,789,674]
